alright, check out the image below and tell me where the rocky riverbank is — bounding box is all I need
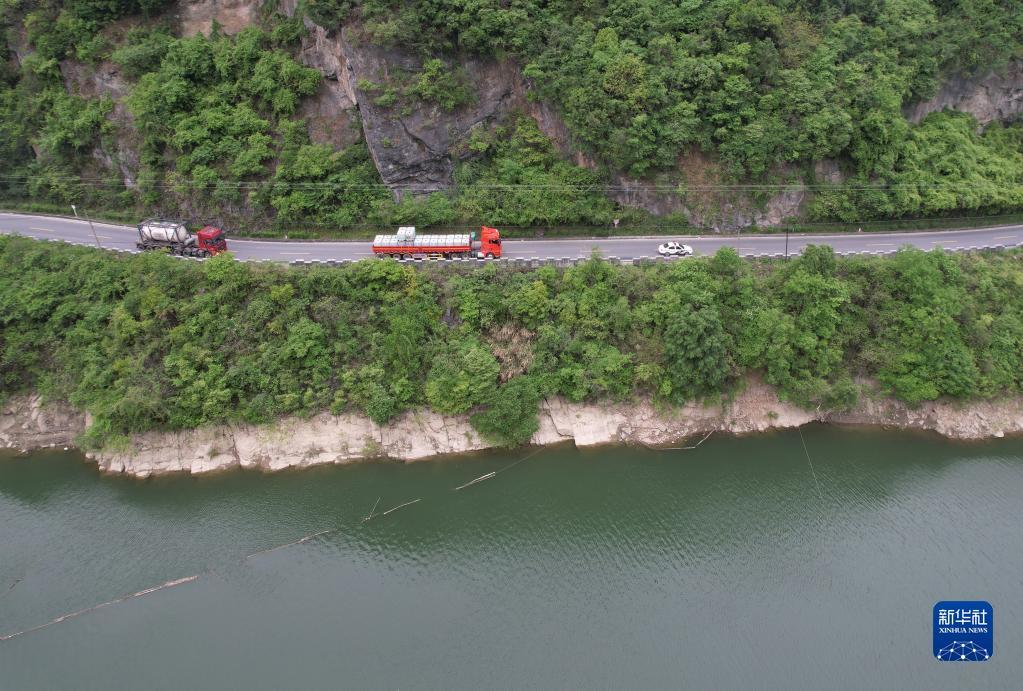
[2,377,1022,477]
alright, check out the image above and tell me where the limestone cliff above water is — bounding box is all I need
[3,377,1022,478]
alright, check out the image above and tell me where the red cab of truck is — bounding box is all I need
[197,226,228,255]
[478,226,502,258]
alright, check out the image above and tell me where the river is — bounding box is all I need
[1,425,1021,689]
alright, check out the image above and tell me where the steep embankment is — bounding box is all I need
[4,377,1022,478]
[3,0,1022,230]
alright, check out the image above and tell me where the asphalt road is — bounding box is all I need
[1,212,1021,263]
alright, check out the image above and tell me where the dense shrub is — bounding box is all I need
[346,0,1023,192]
[4,237,1022,449]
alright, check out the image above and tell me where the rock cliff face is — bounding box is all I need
[45,0,1023,227]
[60,60,140,188]
[4,378,1022,477]
[346,36,533,195]
[275,4,541,195]
[905,60,1023,125]
[0,395,86,452]
[292,23,362,148]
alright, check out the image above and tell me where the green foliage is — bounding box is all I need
[455,117,615,226]
[470,376,542,447]
[18,0,174,62]
[662,306,730,404]
[110,27,174,79]
[37,92,112,159]
[409,58,472,110]
[810,112,1023,221]
[425,335,500,414]
[126,28,321,210]
[342,0,1023,217]
[1,11,347,218]
[3,237,1023,449]
[867,248,981,403]
[7,0,1021,228]
[263,124,390,227]
[305,0,355,29]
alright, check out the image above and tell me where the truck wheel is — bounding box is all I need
[485,253,495,260]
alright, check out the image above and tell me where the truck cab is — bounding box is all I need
[479,226,502,258]
[197,226,228,255]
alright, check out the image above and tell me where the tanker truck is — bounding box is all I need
[372,226,502,259]
[136,219,228,258]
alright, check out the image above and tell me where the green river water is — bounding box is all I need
[1,425,1021,689]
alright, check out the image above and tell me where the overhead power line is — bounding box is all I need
[1,174,1022,193]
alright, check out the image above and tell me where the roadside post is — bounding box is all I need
[71,204,101,249]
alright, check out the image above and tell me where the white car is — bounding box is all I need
[658,241,694,257]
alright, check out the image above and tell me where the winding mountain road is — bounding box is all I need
[1,212,1021,263]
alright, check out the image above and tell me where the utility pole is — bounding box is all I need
[71,204,101,249]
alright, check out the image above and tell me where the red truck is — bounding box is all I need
[136,219,228,258]
[372,226,502,259]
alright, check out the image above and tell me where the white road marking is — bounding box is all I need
[30,227,55,232]
[994,235,1016,240]
[280,252,311,256]
[867,242,894,246]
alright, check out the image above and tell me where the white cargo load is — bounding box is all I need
[373,231,472,248]
[139,220,192,244]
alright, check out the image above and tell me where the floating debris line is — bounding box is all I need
[362,496,422,523]
[361,496,382,523]
[377,498,421,518]
[454,472,496,491]
[0,526,338,642]
[0,575,200,641]
[797,426,826,504]
[453,446,545,491]
[244,528,335,560]
[3,445,550,641]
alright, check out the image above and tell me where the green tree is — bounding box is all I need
[425,337,500,414]
[662,305,730,403]
[470,376,542,446]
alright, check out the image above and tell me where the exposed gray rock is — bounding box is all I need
[607,149,836,229]
[279,10,364,149]
[905,60,1023,126]
[339,28,525,195]
[813,159,846,184]
[607,175,688,217]
[274,4,555,196]
[59,60,140,187]
[6,377,1023,477]
[0,395,86,452]
[751,186,806,227]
